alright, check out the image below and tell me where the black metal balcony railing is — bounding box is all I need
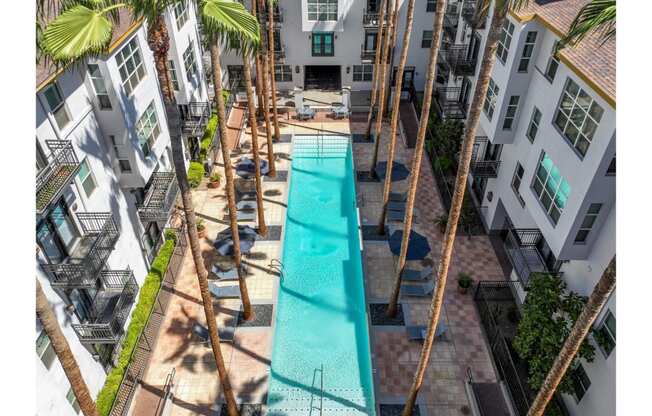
[360,44,376,61]
[363,11,380,27]
[462,0,486,29]
[442,44,478,76]
[443,6,460,41]
[261,6,283,25]
[41,213,120,289]
[137,172,179,223]
[36,141,81,214]
[503,228,552,287]
[470,137,500,178]
[72,269,138,344]
[434,87,468,119]
[274,45,286,61]
[180,102,211,138]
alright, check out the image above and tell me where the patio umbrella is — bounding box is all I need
[374,161,410,181]
[214,225,259,256]
[236,157,270,178]
[388,229,431,261]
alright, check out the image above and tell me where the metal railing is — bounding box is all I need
[503,228,552,287]
[469,137,500,178]
[274,45,286,61]
[360,44,376,61]
[462,0,486,29]
[434,87,468,119]
[443,7,460,41]
[41,213,120,289]
[442,44,478,76]
[363,11,380,27]
[36,140,80,214]
[137,172,179,223]
[180,101,211,138]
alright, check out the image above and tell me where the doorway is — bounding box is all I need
[304,66,341,90]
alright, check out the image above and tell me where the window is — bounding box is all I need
[43,82,70,129]
[606,156,616,175]
[574,203,602,243]
[116,37,145,95]
[518,31,537,72]
[526,107,542,142]
[174,1,189,30]
[136,101,161,157]
[274,65,292,82]
[421,30,433,48]
[307,0,337,21]
[426,0,436,12]
[312,32,334,56]
[87,64,112,110]
[353,65,373,82]
[554,78,604,157]
[36,199,80,263]
[119,160,132,173]
[532,153,571,225]
[483,78,499,120]
[66,387,81,414]
[183,41,199,81]
[36,331,56,369]
[496,19,515,63]
[502,95,520,130]
[596,310,616,356]
[545,42,560,82]
[77,159,97,197]
[168,60,180,91]
[571,364,591,401]
[511,162,525,206]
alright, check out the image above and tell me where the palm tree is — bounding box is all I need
[397,2,531,414]
[36,278,99,416]
[266,0,281,141]
[377,0,417,235]
[528,258,616,416]
[364,0,388,140]
[560,0,616,49]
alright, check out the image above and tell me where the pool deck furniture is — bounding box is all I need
[406,323,448,341]
[236,190,257,201]
[208,282,241,299]
[402,280,437,297]
[297,106,316,120]
[236,200,257,211]
[331,105,350,119]
[389,191,407,202]
[211,264,247,281]
[387,200,406,211]
[192,322,236,344]
[402,266,434,282]
[237,210,256,222]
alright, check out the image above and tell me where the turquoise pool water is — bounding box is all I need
[266,135,376,415]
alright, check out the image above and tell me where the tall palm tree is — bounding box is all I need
[397,2,531,414]
[528,258,616,416]
[266,0,281,141]
[369,0,396,176]
[560,0,616,48]
[377,0,417,235]
[36,278,99,416]
[364,0,388,140]
[382,0,401,111]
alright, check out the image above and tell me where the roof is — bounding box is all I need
[511,0,616,108]
[36,8,142,91]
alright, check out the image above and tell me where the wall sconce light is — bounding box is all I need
[346,66,350,74]
[295,65,300,74]
[487,191,493,202]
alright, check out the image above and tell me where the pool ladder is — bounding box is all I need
[269,259,286,282]
[309,364,325,416]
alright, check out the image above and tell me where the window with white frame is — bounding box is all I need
[168,60,180,91]
[136,101,161,157]
[42,82,71,129]
[574,203,602,243]
[87,64,112,110]
[308,0,338,21]
[483,78,499,120]
[421,30,433,48]
[545,41,560,82]
[518,31,537,72]
[183,41,198,82]
[554,78,604,157]
[77,159,97,197]
[66,387,81,414]
[502,95,520,130]
[116,37,146,95]
[275,65,292,82]
[36,331,56,369]
[595,310,616,356]
[426,0,436,12]
[496,19,515,63]
[174,1,189,30]
[571,364,591,401]
[532,152,571,225]
[526,107,542,142]
[353,64,373,81]
[511,162,525,206]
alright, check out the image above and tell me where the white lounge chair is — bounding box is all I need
[402,280,436,297]
[331,105,350,119]
[208,282,241,299]
[402,266,433,282]
[297,106,316,120]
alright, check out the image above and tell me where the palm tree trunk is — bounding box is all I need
[364,0,388,140]
[147,15,173,103]
[210,43,254,321]
[383,0,401,112]
[254,55,265,118]
[378,0,416,235]
[528,258,616,416]
[266,0,281,141]
[36,279,99,416]
[243,56,268,237]
[399,7,509,415]
[370,0,396,177]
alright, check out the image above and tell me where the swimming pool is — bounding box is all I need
[266,135,376,415]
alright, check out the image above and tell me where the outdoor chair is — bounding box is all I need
[387,200,406,211]
[237,190,257,202]
[402,266,434,282]
[297,106,316,120]
[389,192,407,202]
[208,282,241,299]
[331,105,350,119]
[236,200,257,211]
[192,323,235,344]
[406,323,447,341]
[237,210,256,222]
[402,280,436,297]
[211,264,247,281]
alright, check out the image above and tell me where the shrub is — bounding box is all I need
[95,238,177,415]
[196,218,206,232]
[458,272,473,289]
[199,114,218,162]
[210,172,222,182]
[187,162,205,188]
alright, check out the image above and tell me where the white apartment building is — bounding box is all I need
[35,3,207,415]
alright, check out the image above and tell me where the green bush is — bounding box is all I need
[199,114,218,162]
[187,162,205,188]
[95,238,177,415]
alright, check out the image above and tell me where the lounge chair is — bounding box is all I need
[402,281,436,297]
[387,209,405,222]
[297,106,316,120]
[406,323,447,341]
[389,192,407,202]
[193,323,235,344]
[211,265,247,281]
[208,282,241,299]
[236,200,256,211]
[237,210,256,222]
[387,200,406,211]
[331,105,350,119]
[237,190,257,201]
[402,266,433,282]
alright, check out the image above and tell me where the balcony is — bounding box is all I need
[434,87,468,119]
[36,141,80,214]
[180,102,211,138]
[72,270,138,344]
[41,213,120,289]
[137,172,179,223]
[263,6,283,26]
[274,45,286,61]
[462,0,486,29]
[503,228,553,287]
[363,10,380,27]
[360,44,376,62]
[442,44,478,76]
[470,137,500,178]
[443,5,460,41]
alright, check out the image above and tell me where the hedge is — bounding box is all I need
[199,114,218,162]
[95,236,178,416]
[187,162,205,188]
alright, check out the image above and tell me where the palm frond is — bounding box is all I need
[561,0,616,48]
[129,0,181,26]
[200,0,260,52]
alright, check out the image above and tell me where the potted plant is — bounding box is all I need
[457,272,473,294]
[196,219,207,238]
[208,172,222,189]
[433,214,448,234]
